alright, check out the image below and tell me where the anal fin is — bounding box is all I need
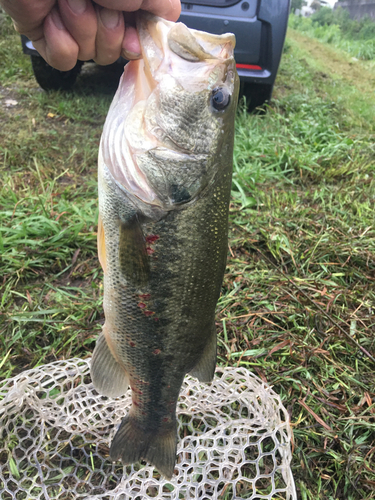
[91,333,129,398]
[189,324,217,383]
[110,415,177,479]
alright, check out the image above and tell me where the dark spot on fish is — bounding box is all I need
[137,302,146,309]
[181,305,192,316]
[162,417,170,423]
[170,184,191,204]
[153,349,161,355]
[129,341,136,347]
[154,317,159,322]
[146,234,160,244]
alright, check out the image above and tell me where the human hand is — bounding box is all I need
[0,0,181,71]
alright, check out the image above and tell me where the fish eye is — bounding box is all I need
[211,87,231,111]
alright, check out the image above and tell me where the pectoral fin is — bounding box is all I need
[97,215,107,274]
[119,215,150,287]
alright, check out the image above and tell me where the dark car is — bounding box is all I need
[21,0,290,110]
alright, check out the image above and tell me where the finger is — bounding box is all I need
[95,7,124,66]
[121,23,141,60]
[0,0,55,40]
[141,0,181,21]
[33,7,79,71]
[92,0,181,22]
[92,0,143,13]
[57,0,98,61]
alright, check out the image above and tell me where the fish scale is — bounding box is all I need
[91,12,239,478]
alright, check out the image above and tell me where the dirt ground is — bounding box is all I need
[289,29,375,97]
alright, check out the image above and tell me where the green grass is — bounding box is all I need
[1,12,375,500]
[289,11,375,61]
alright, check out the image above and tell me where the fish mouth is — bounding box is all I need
[100,13,237,209]
[136,12,236,92]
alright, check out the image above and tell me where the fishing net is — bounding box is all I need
[0,359,296,500]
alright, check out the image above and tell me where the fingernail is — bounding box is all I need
[51,9,65,30]
[67,0,87,15]
[121,48,141,60]
[100,8,121,29]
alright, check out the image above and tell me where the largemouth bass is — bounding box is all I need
[91,12,239,478]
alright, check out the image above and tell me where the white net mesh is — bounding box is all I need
[0,359,296,499]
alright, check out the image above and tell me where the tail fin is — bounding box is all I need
[110,415,177,479]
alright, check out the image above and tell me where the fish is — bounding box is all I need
[91,12,239,479]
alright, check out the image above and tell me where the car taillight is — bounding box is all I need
[236,64,262,70]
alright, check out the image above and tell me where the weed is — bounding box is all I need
[290,10,375,61]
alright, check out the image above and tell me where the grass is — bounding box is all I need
[289,11,375,61]
[1,12,375,500]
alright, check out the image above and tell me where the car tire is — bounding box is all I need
[240,82,273,113]
[30,56,83,91]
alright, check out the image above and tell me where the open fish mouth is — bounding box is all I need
[137,12,236,92]
[99,13,237,210]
